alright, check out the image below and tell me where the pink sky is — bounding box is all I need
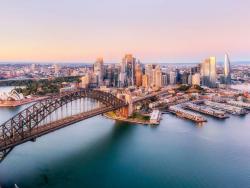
[0,0,249,63]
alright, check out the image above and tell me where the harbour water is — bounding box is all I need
[0,87,250,188]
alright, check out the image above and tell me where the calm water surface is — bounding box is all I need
[0,87,250,188]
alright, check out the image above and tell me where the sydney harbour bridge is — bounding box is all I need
[0,89,128,162]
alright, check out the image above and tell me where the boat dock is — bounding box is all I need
[169,105,207,123]
[184,103,228,119]
[204,101,247,115]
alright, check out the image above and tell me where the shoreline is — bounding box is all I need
[103,113,159,125]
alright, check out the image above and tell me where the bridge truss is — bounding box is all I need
[0,89,127,161]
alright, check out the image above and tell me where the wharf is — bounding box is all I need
[226,100,250,110]
[185,103,229,119]
[204,101,247,115]
[169,106,207,123]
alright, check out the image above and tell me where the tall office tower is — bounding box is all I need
[169,71,176,85]
[119,62,125,87]
[94,58,104,86]
[154,65,162,88]
[107,64,113,80]
[209,57,217,86]
[201,57,217,87]
[181,72,189,84]
[176,69,182,84]
[119,54,136,87]
[113,65,120,87]
[224,53,231,84]
[152,68,156,87]
[145,64,153,86]
[135,63,143,87]
[201,59,210,86]
[188,69,192,85]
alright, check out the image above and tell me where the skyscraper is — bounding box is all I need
[224,53,231,84]
[169,71,176,85]
[119,54,136,87]
[94,58,104,86]
[154,65,162,88]
[145,64,153,87]
[201,57,217,87]
[135,63,143,87]
[142,75,149,88]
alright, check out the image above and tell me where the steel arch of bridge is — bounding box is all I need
[0,89,127,161]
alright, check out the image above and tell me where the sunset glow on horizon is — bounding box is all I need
[0,0,250,63]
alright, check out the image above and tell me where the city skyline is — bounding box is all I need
[1,1,250,188]
[1,0,250,63]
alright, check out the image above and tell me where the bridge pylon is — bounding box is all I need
[115,106,129,118]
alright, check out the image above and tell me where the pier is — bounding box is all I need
[185,103,229,119]
[150,110,161,125]
[184,103,228,119]
[204,101,247,115]
[226,100,250,110]
[169,105,207,123]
